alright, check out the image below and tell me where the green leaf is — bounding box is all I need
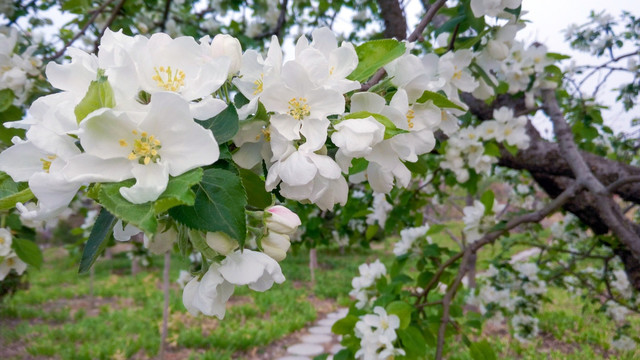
[197,104,239,144]
[386,301,413,329]
[547,52,571,61]
[0,106,26,146]
[365,224,379,240]
[416,90,465,111]
[169,168,247,243]
[332,314,358,335]
[153,168,203,214]
[0,188,34,210]
[347,39,406,83]
[74,72,116,123]
[426,224,446,235]
[78,208,117,274]
[503,143,519,156]
[349,158,369,175]
[12,238,43,270]
[435,14,466,36]
[238,168,271,209]
[0,88,14,112]
[480,190,495,214]
[469,340,497,360]
[397,326,427,358]
[483,142,501,157]
[98,181,157,235]
[344,111,408,139]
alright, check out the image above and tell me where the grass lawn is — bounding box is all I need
[1,236,638,359]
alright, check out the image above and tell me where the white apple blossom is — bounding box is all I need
[394,224,430,256]
[354,306,405,360]
[0,251,27,280]
[332,117,385,159]
[470,0,522,18]
[62,92,219,204]
[218,249,285,291]
[261,232,290,261]
[183,263,235,319]
[365,193,392,228]
[0,228,12,257]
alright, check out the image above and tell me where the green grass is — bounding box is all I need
[0,245,381,359]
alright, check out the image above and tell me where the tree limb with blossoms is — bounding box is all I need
[1,0,640,358]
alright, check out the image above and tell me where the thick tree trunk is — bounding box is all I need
[377,0,407,40]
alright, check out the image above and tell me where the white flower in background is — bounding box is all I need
[385,52,444,101]
[352,260,386,289]
[294,27,360,94]
[611,335,637,351]
[605,300,629,324]
[0,252,27,280]
[218,249,286,291]
[176,270,193,289]
[511,313,539,343]
[206,231,238,255]
[183,263,235,318]
[611,269,632,299]
[470,0,522,18]
[438,49,478,102]
[514,262,539,280]
[0,228,12,257]
[354,306,405,360]
[394,224,430,256]
[366,193,392,228]
[462,200,485,242]
[63,92,219,204]
[264,205,301,235]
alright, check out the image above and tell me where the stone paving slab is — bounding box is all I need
[308,326,333,334]
[287,343,325,356]
[301,334,333,343]
[277,356,312,360]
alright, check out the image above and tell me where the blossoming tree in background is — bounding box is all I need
[0,0,639,358]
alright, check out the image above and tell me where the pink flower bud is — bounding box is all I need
[265,205,301,235]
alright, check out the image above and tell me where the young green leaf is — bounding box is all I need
[74,72,115,124]
[78,208,117,274]
[416,90,466,111]
[12,238,43,270]
[169,168,247,244]
[347,39,406,83]
[197,104,239,144]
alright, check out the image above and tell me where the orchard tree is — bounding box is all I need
[0,0,639,358]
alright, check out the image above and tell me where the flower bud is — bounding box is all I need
[209,34,242,78]
[265,205,301,235]
[487,40,509,61]
[206,231,238,255]
[145,224,177,255]
[262,232,290,261]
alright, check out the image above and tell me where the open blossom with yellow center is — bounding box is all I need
[287,97,311,120]
[39,155,57,173]
[152,66,186,92]
[253,73,264,95]
[63,92,220,205]
[406,109,416,129]
[120,130,162,165]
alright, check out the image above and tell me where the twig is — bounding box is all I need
[254,0,289,39]
[606,175,640,192]
[578,50,640,87]
[160,0,173,32]
[46,0,115,61]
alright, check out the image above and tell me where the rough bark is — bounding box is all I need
[377,0,407,40]
[461,93,640,289]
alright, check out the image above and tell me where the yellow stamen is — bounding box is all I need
[125,131,163,165]
[40,155,57,173]
[152,66,186,92]
[406,109,416,129]
[253,73,264,95]
[287,97,311,120]
[119,139,128,147]
[261,128,271,142]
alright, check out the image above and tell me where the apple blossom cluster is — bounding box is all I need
[365,193,393,228]
[468,262,547,343]
[0,27,42,106]
[462,199,505,243]
[392,224,430,257]
[469,0,522,18]
[0,228,27,281]
[350,260,387,309]
[354,306,405,360]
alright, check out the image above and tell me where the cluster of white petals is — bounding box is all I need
[0,27,41,105]
[354,306,405,360]
[0,228,27,280]
[183,249,285,319]
[350,260,387,309]
[393,224,430,257]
